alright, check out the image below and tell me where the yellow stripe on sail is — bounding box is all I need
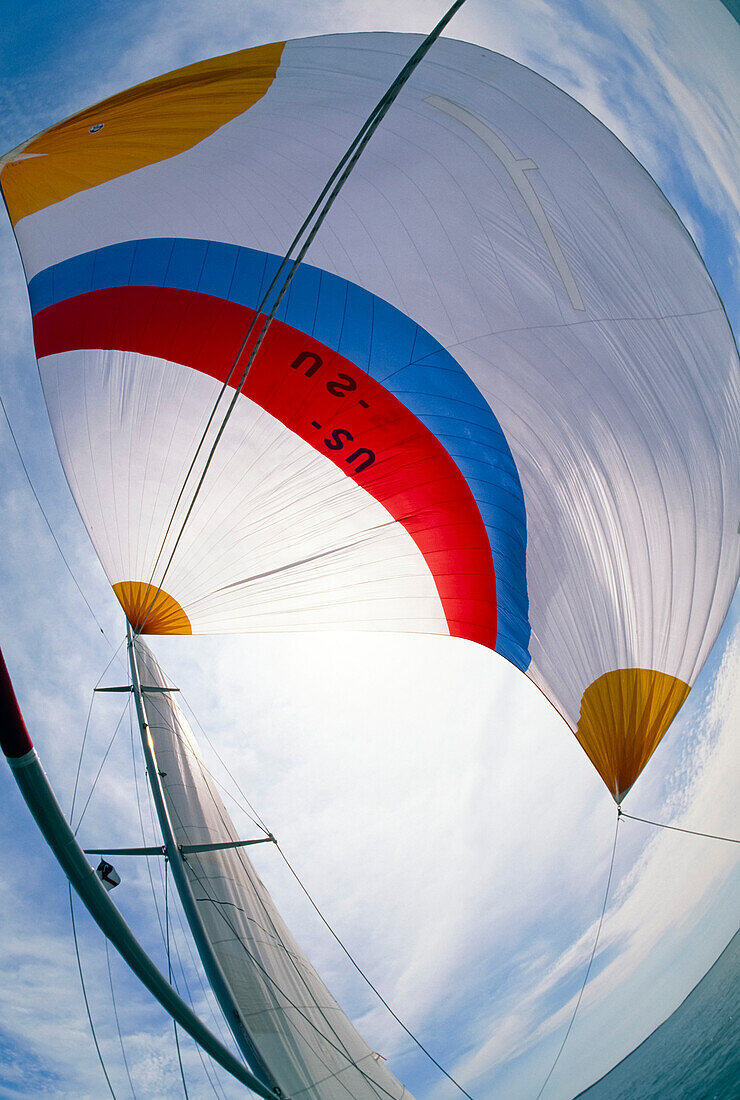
[1,41,285,224]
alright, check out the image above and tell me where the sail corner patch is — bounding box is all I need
[113,580,192,635]
[576,668,690,802]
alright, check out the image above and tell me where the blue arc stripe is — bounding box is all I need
[29,238,531,670]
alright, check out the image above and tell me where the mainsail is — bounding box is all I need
[133,636,410,1099]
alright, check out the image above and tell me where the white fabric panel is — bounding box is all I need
[39,350,448,635]
[135,638,411,1099]
[18,34,739,729]
[458,311,737,721]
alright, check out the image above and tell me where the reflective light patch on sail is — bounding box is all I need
[4,32,738,803]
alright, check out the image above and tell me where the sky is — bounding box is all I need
[0,2,738,1099]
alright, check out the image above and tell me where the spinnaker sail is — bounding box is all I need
[2,34,737,802]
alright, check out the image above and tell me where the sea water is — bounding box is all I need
[575,928,739,1100]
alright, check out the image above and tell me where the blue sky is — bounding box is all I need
[0,3,738,1099]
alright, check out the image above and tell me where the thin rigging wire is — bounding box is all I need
[73,697,131,834]
[134,666,359,1097]
[105,938,138,1100]
[68,884,118,1099]
[185,858,397,1100]
[0,390,114,647]
[69,636,128,824]
[186,752,385,1100]
[130,716,227,1098]
[156,653,474,1097]
[275,841,475,1099]
[142,654,455,1098]
[166,865,191,1099]
[138,0,469,633]
[534,813,621,1100]
[619,810,739,844]
[128,708,225,1095]
[130,708,168,948]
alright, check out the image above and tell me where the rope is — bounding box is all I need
[73,698,131,834]
[276,842,476,1100]
[105,938,138,1099]
[69,636,127,824]
[130,718,228,1097]
[130,709,169,947]
[619,810,739,844]
[137,0,469,633]
[185,858,397,1100]
[534,812,621,1100]
[151,653,474,1097]
[167,889,232,1100]
[0,390,113,646]
[166,866,191,1099]
[68,884,118,1098]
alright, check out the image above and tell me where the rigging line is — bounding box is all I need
[139,0,467,611]
[169,910,229,1100]
[275,842,475,1100]
[105,937,138,1099]
[534,813,621,1100]
[157,664,469,1097]
[619,810,739,844]
[141,677,367,1091]
[137,0,469,633]
[175,686,271,835]
[151,667,386,1099]
[197,777,382,1099]
[144,706,368,1099]
[146,656,271,835]
[130,709,169,949]
[68,883,118,1099]
[184,859,399,1100]
[73,697,131,835]
[0,391,113,648]
[69,636,128,824]
[166,865,191,1100]
[169,894,235,1100]
[131,721,229,1099]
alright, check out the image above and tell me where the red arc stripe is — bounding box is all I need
[34,286,497,649]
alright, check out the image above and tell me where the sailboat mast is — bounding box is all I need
[0,644,278,1099]
[126,625,281,1096]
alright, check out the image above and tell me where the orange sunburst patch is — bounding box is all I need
[113,581,191,635]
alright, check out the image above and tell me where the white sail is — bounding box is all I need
[135,637,411,1100]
